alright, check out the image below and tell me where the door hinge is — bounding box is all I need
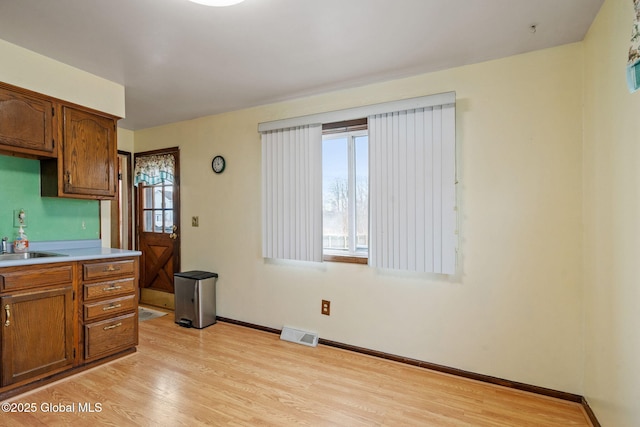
[52,107,55,117]
[73,348,76,358]
[118,172,122,181]
[72,290,76,301]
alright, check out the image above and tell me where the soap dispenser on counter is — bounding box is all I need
[13,209,29,253]
[14,225,28,253]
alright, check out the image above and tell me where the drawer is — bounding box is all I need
[83,277,136,301]
[84,294,137,322]
[83,259,136,281]
[0,263,73,292]
[84,312,138,360]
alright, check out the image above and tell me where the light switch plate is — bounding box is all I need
[192,216,199,227]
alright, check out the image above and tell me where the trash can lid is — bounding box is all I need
[175,270,219,280]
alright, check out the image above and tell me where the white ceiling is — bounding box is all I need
[0,0,603,130]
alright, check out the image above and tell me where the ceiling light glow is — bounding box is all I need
[188,0,245,6]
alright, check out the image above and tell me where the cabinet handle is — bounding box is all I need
[103,265,121,272]
[103,285,122,291]
[103,322,122,331]
[4,304,9,327]
[102,304,122,311]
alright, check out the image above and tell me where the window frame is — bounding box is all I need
[322,119,369,264]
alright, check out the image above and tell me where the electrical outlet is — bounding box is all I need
[192,216,199,227]
[321,300,330,316]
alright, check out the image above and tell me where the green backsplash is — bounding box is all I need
[0,154,100,242]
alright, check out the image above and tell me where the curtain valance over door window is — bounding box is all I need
[134,153,176,186]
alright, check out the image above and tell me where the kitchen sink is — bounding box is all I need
[0,251,67,261]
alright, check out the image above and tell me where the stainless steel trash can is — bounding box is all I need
[174,270,219,329]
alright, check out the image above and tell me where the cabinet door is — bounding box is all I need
[61,106,117,198]
[1,286,74,386]
[0,86,55,157]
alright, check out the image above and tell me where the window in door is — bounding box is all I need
[141,182,174,234]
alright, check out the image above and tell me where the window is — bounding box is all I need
[260,92,457,274]
[141,182,174,233]
[322,122,368,263]
[135,152,176,235]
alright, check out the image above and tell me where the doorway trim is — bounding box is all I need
[110,150,133,249]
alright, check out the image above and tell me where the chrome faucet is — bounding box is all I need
[1,237,7,254]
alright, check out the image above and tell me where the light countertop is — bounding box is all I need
[0,239,141,268]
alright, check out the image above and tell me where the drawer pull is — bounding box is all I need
[102,303,122,311]
[4,304,9,327]
[103,285,122,291]
[103,265,121,272]
[103,322,122,331]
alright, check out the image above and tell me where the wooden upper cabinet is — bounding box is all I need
[41,105,118,199]
[0,81,120,200]
[0,85,56,158]
[62,106,117,198]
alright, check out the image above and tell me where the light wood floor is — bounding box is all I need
[2,311,592,426]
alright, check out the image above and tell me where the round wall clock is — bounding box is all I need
[211,155,226,174]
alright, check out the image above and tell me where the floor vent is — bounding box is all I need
[280,326,319,347]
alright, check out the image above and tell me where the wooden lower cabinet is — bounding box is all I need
[80,258,139,363]
[0,256,139,398]
[1,285,74,387]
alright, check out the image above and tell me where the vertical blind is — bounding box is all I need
[260,92,457,274]
[261,125,323,262]
[368,105,457,274]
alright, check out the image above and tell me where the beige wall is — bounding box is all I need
[135,43,585,393]
[118,128,135,153]
[583,0,640,425]
[0,39,125,117]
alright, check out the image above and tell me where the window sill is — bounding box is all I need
[323,254,368,265]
